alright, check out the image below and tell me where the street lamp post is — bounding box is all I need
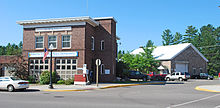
[49,44,54,89]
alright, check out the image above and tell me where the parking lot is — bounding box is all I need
[0,79,220,108]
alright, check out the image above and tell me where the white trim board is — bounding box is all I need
[23,22,86,28]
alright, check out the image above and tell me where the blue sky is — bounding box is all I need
[0,0,220,51]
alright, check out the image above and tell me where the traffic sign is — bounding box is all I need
[96,59,101,66]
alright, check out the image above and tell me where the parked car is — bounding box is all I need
[199,73,214,80]
[165,72,190,81]
[191,73,214,80]
[127,71,149,81]
[147,72,167,81]
[0,77,29,92]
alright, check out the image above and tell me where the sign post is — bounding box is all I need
[96,59,101,87]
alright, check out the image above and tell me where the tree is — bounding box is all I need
[198,24,219,75]
[0,46,6,55]
[172,32,182,45]
[146,40,154,47]
[161,29,174,46]
[0,42,22,55]
[121,46,159,74]
[4,55,29,79]
[183,25,198,44]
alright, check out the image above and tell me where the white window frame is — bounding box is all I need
[35,36,44,49]
[62,35,71,49]
[48,35,57,49]
[91,36,95,51]
[101,40,104,50]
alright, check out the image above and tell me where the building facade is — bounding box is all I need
[17,17,117,82]
[131,43,208,76]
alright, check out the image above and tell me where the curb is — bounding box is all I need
[43,89,86,92]
[42,82,165,92]
[99,82,165,89]
[195,86,220,93]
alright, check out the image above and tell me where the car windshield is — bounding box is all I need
[10,77,21,81]
[185,72,190,75]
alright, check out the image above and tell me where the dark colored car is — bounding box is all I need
[200,73,214,80]
[127,71,149,81]
[191,73,214,80]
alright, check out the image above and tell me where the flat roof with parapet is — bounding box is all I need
[16,16,117,27]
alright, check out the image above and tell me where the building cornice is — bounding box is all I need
[16,16,99,27]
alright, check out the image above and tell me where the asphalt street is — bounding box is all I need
[0,79,220,108]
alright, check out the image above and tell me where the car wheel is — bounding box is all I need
[143,78,147,81]
[166,77,170,81]
[7,85,15,92]
[208,77,210,80]
[179,77,183,81]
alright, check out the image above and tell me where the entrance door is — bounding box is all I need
[176,63,188,72]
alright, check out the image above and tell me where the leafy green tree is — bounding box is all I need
[162,29,174,46]
[121,46,159,74]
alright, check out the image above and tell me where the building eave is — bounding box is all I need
[16,16,99,27]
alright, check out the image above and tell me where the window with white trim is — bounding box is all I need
[91,36,94,50]
[35,36,44,49]
[62,35,71,48]
[101,40,104,50]
[48,36,57,48]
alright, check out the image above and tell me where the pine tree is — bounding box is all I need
[161,29,174,46]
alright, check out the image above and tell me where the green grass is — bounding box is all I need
[214,76,219,79]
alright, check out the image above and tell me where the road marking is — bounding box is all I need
[166,94,220,108]
[195,86,220,93]
[214,105,220,108]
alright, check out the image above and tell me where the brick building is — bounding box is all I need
[17,16,117,83]
[131,43,208,76]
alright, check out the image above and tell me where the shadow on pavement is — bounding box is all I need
[17,89,40,92]
[165,82,184,84]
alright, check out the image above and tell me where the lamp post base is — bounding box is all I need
[48,84,54,89]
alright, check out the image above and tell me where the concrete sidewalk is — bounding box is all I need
[195,85,220,93]
[29,81,165,92]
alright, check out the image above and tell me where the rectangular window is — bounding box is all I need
[62,35,71,48]
[35,36,44,49]
[101,40,104,50]
[91,36,94,50]
[48,36,57,49]
[45,65,48,69]
[56,59,60,64]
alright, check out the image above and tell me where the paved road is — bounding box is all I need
[0,79,220,108]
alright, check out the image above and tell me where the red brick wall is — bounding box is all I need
[22,19,117,82]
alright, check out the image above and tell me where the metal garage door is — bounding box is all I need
[175,63,188,72]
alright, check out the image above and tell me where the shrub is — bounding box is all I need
[40,71,57,84]
[28,76,35,83]
[57,80,65,84]
[65,78,74,85]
